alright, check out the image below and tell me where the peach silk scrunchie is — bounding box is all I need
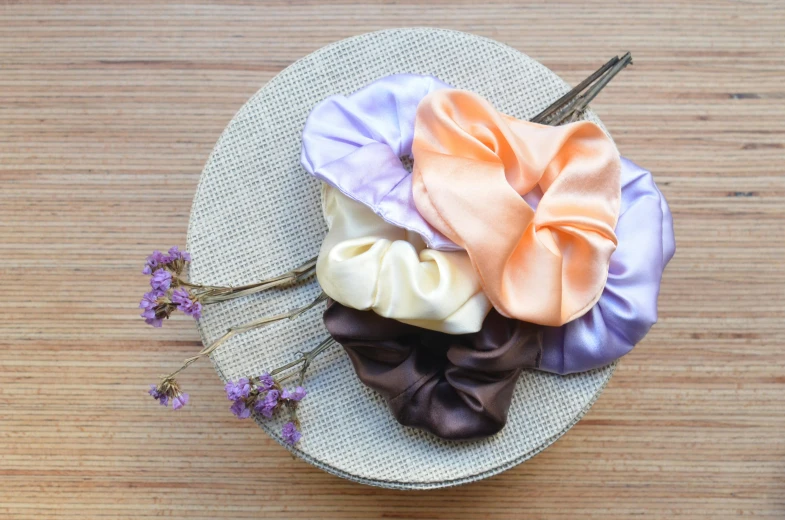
[411,89,622,327]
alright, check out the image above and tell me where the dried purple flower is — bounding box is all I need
[143,250,170,275]
[224,378,251,401]
[254,389,280,418]
[148,383,169,406]
[148,384,162,400]
[171,288,202,320]
[149,377,187,409]
[258,373,275,392]
[139,290,162,311]
[150,269,172,292]
[144,316,162,328]
[172,393,190,410]
[282,386,307,402]
[281,421,302,445]
[230,399,251,419]
[167,246,190,262]
[139,290,165,328]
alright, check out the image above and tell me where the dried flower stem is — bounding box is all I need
[166,291,327,379]
[270,336,337,386]
[184,256,317,304]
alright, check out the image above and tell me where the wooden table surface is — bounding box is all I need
[2,1,783,518]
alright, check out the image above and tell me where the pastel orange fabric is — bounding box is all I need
[411,89,621,327]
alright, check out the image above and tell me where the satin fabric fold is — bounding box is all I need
[540,157,676,373]
[412,89,622,327]
[301,74,460,251]
[324,301,542,440]
[317,186,492,334]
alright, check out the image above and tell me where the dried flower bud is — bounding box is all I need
[225,378,252,401]
[171,288,202,320]
[150,269,172,292]
[149,378,188,410]
[282,421,302,445]
[282,386,307,402]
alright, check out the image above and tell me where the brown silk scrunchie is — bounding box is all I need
[324,300,542,440]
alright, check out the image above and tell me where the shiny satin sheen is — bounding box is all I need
[323,158,674,376]
[324,301,542,440]
[317,186,492,334]
[300,74,461,251]
[540,157,675,374]
[412,89,622,327]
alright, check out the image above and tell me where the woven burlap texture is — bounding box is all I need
[186,28,616,490]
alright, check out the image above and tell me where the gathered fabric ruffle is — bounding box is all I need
[305,75,674,376]
[324,300,542,441]
[412,89,622,327]
[317,186,492,334]
[301,73,460,251]
[539,157,676,373]
[320,156,675,374]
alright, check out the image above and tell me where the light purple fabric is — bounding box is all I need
[300,73,461,251]
[539,157,676,374]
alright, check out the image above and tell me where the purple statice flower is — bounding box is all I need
[168,246,191,262]
[254,389,280,418]
[139,290,162,312]
[172,393,189,410]
[145,317,163,328]
[148,384,162,400]
[230,399,251,419]
[258,373,275,392]
[171,288,202,320]
[139,290,164,328]
[149,385,169,406]
[281,421,302,445]
[150,268,172,292]
[282,386,307,402]
[143,250,170,275]
[148,378,186,410]
[224,378,251,401]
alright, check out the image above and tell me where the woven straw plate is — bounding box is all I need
[186,28,616,489]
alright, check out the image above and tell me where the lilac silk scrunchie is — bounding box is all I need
[300,73,460,251]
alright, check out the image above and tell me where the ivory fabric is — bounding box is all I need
[187,28,618,489]
[317,186,492,334]
[301,73,460,251]
[324,301,542,441]
[540,157,676,373]
[412,89,622,327]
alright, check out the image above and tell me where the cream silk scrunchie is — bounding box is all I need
[316,186,492,334]
[412,89,622,327]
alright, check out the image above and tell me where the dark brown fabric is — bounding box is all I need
[323,301,543,441]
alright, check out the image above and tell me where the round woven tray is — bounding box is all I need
[186,28,615,489]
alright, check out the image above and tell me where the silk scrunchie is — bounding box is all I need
[540,157,676,373]
[317,186,492,334]
[301,73,461,251]
[412,89,622,327]
[324,300,542,441]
